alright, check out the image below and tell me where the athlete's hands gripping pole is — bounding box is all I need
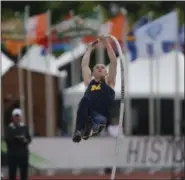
[99,36,117,88]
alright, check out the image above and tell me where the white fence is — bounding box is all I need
[29,137,184,170]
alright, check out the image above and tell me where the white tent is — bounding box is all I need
[19,45,67,77]
[2,42,86,78]
[64,51,184,106]
[1,53,14,77]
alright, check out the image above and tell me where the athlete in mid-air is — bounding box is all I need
[72,36,117,143]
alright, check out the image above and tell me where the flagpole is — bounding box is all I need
[149,12,161,135]
[149,50,155,136]
[25,5,34,135]
[0,47,3,136]
[147,12,155,136]
[18,48,26,124]
[148,12,161,135]
[174,10,181,136]
[155,57,161,135]
[45,9,55,137]
[147,12,161,135]
[120,8,131,135]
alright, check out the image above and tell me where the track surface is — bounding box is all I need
[5,172,182,180]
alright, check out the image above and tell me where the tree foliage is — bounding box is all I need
[2,1,184,25]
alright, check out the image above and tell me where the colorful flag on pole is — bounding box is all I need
[134,11,179,136]
[108,13,126,42]
[128,14,151,61]
[134,14,151,32]
[158,24,184,53]
[1,15,25,57]
[25,12,48,40]
[2,12,48,57]
[135,11,178,58]
[39,7,103,56]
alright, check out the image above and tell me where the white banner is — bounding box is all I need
[29,137,184,169]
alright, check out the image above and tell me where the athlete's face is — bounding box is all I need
[93,64,107,79]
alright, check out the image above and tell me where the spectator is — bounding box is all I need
[5,108,31,180]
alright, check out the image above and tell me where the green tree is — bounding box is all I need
[2,2,184,26]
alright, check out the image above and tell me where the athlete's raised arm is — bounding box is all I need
[81,46,92,86]
[81,40,99,86]
[101,37,117,88]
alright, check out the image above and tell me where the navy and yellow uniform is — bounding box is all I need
[75,79,115,134]
[85,79,115,118]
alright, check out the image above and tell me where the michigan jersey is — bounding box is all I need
[84,79,115,117]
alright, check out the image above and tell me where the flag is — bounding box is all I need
[25,12,48,40]
[26,12,49,52]
[1,12,48,58]
[83,13,126,48]
[160,25,184,53]
[179,25,184,44]
[135,11,178,58]
[41,43,72,56]
[39,8,99,56]
[128,14,151,61]
[134,14,151,32]
[1,15,25,57]
[40,6,103,56]
[135,11,179,135]
[179,25,184,53]
[2,40,27,57]
[107,13,126,42]
[39,29,72,56]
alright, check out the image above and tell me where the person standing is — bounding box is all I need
[5,108,31,180]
